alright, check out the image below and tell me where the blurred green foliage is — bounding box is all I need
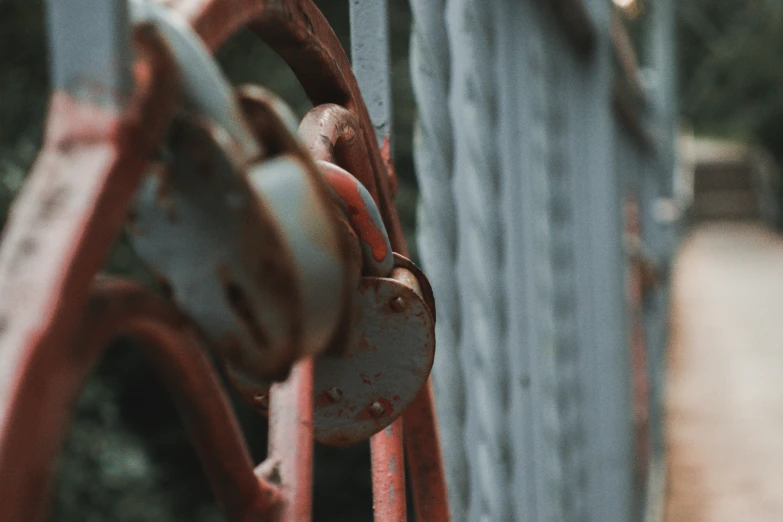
[677,0,783,158]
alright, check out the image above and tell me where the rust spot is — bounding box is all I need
[315,390,333,409]
[379,135,398,199]
[19,237,37,257]
[57,139,78,154]
[36,184,68,223]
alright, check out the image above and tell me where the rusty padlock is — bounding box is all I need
[125,4,436,445]
[126,5,354,399]
[312,252,435,446]
[296,105,437,446]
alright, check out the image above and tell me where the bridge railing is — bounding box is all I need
[411,1,679,520]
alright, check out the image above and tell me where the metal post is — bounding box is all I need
[545,8,592,521]
[349,3,408,520]
[45,0,133,107]
[572,1,634,520]
[493,1,564,520]
[350,0,393,148]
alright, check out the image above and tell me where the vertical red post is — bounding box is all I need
[266,359,315,522]
[371,418,407,522]
[403,380,451,522]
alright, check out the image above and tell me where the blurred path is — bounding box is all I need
[666,223,783,522]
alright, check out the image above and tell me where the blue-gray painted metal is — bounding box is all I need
[569,3,634,520]
[493,1,560,520]
[128,122,298,383]
[445,0,516,520]
[349,0,393,146]
[544,10,590,522]
[411,0,678,520]
[248,157,347,357]
[46,0,133,107]
[409,1,467,520]
[130,0,261,163]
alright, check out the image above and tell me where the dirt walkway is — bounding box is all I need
[666,223,783,522]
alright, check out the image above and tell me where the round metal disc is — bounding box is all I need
[313,276,435,446]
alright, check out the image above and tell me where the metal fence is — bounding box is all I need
[412,1,679,521]
[0,0,679,519]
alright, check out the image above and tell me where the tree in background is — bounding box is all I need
[678,0,783,158]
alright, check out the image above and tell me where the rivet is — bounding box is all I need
[254,394,269,410]
[368,401,385,417]
[327,387,343,403]
[390,296,405,312]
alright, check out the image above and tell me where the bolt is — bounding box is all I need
[254,394,269,410]
[326,387,343,403]
[390,296,405,313]
[368,401,385,418]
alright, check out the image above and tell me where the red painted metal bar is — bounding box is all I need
[299,104,377,205]
[0,277,283,522]
[371,420,408,522]
[260,359,315,522]
[0,25,178,461]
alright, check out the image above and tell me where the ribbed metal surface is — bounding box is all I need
[544,13,588,522]
[409,2,466,519]
[410,0,678,520]
[445,0,510,519]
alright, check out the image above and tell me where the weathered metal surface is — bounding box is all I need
[349,0,393,148]
[0,25,178,471]
[240,87,362,365]
[300,104,376,198]
[549,0,596,56]
[46,0,133,107]
[248,155,349,360]
[260,358,315,522]
[0,277,283,522]
[298,103,435,450]
[130,0,260,163]
[0,1,452,519]
[128,117,303,388]
[316,160,393,277]
[164,0,406,251]
[370,421,408,522]
[313,268,435,446]
[403,382,451,522]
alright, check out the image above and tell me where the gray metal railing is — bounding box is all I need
[411,0,679,520]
